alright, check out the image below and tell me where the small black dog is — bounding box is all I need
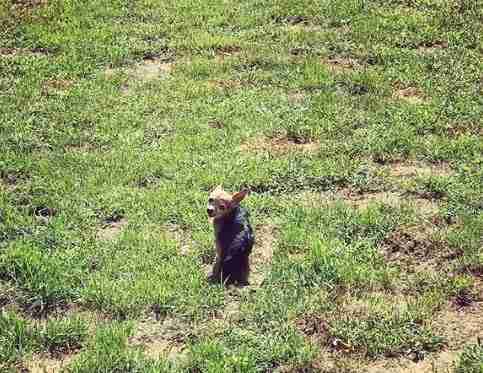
[207,185,254,285]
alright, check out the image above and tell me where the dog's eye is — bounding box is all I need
[208,198,214,203]
[219,205,226,210]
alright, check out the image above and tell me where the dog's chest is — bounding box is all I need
[213,223,224,256]
[213,219,239,256]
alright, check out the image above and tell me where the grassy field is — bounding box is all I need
[1,0,482,372]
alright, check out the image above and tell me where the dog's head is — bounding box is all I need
[207,185,248,219]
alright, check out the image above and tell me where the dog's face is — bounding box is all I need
[207,185,248,219]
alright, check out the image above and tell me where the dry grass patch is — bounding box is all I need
[163,223,194,256]
[0,47,51,57]
[342,190,401,210]
[0,170,26,191]
[417,41,448,54]
[207,79,245,90]
[273,15,309,25]
[129,58,173,81]
[96,217,128,241]
[287,90,306,104]
[446,122,483,138]
[365,350,459,373]
[393,87,427,104]
[380,225,450,268]
[104,57,173,92]
[386,161,453,178]
[296,189,440,216]
[434,302,483,350]
[322,56,360,72]
[41,79,74,96]
[240,136,319,155]
[25,353,75,373]
[64,143,99,154]
[129,317,188,360]
[214,46,242,62]
[250,224,278,286]
[10,0,47,10]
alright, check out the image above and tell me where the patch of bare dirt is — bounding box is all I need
[386,161,453,178]
[446,122,483,138]
[296,314,330,341]
[322,56,360,72]
[342,190,402,209]
[240,136,319,155]
[297,189,439,216]
[10,0,47,9]
[287,90,306,104]
[381,226,449,266]
[0,47,51,57]
[435,303,483,349]
[273,15,310,25]
[208,119,226,129]
[214,45,242,62]
[207,79,245,90]
[104,57,173,92]
[25,353,75,373]
[365,350,459,373]
[41,79,73,95]
[294,290,482,373]
[417,41,448,54]
[289,47,312,56]
[0,170,27,190]
[250,224,278,287]
[129,58,173,81]
[64,143,98,153]
[97,214,128,241]
[394,87,427,104]
[129,317,188,360]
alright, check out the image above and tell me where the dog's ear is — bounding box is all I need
[231,188,249,205]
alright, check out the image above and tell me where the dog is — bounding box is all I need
[207,185,254,285]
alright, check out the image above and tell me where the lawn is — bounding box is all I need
[0,0,482,372]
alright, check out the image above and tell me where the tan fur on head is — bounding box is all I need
[207,185,249,220]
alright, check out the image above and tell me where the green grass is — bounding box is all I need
[456,340,483,373]
[1,0,482,371]
[0,311,87,369]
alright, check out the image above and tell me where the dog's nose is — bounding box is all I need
[207,208,215,216]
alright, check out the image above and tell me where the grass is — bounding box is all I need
[0,0,482,371]
[456,340,483,373]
